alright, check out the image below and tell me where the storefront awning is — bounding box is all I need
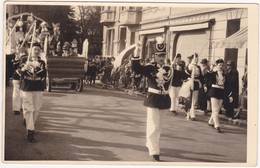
[169,22,209,32]
[139,27,165,35]
[213,27,247,48]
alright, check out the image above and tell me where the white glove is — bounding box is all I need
[21,64,29,71]
[204,86,207,92]
[229,97,233,103]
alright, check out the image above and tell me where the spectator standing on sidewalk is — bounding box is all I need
[224,61,239,119]
[198,58,212,115]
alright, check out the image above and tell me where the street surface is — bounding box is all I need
[4,86,247,162]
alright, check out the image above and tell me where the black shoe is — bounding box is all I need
[208,123,214,127]
[13,111,20,115]
[152,155,160,161]
[170,110,177,115]
[190,117,196,121]
[204,110,210,116]
[23,119,26,128]
[216,127,223,133]
[27,130,36,143]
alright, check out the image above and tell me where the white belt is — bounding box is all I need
[212,84,224,89]
[187,78,200,82]
[148,87,169,95]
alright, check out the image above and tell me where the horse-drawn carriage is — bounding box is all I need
[46,56,85,92]
[7,13,87,92]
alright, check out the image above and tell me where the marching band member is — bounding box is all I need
[6,19,17,87]
[12,47,27,115]
[169,53,186,115]
[131,37,172,161]
[207,59,226,133]
[185,54,203,121]
[20,42,46,142]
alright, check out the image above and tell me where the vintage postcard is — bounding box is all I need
[1,0,258,167]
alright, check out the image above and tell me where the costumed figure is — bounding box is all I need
[19,42,46,142]
[131,37,173,161]
[207,59,227,133]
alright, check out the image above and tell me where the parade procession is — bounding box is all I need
[4,4,250,163]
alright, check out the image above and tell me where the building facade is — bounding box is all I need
[100,6,247,93]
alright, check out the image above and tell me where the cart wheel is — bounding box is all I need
[76,79,83,92]
[46,77,52,92]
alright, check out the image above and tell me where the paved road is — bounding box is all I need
[4,86,247,162]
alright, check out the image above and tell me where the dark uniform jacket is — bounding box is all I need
[20,56,47,91]
[224,69,239,108]
[12,56,23,80]
[171,68,187,87]
[132,58,172,109]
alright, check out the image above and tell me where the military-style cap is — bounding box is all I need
[176,53,181,59]
[200,58,208,65]
[216,58,224,64]
[187,53,198,60]
[177,60,185,67]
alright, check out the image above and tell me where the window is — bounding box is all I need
[119,27,127,52]
[226,19,241,37]
[224,48,238,69]
[106,29,114,56]
[129,7,135,11]
[130,32,135,45]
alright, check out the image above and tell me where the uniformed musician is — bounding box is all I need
[131,37,173,161]
[169,53,186,115]
[20,42,46,142]
[207,59,226,133]
[185,54,203,121]
[12,47,27,115]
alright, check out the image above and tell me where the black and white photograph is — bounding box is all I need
[1,0,258,166]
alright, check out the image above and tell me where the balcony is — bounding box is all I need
[100,10,115,25]
[119,9,141,26]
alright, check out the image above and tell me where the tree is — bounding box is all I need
[72,6,103,57]
[10,5,79,42]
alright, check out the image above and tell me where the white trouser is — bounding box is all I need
[208,98,223,128]
[187,90,199,118]
[12,80,22,111]
[169,86,180,112]
[207,100,211,111]
[21,91,42,130]
[146,107,166,155]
